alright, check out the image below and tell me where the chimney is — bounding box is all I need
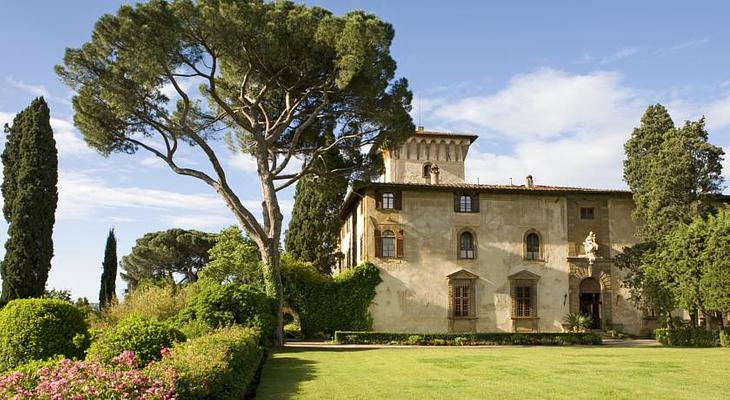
[526,175,534,188]
[430,164,440,184]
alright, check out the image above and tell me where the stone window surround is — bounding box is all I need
[523,229,545,262]
[447,269,479,320]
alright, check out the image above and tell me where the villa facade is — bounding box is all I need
[337,128,652,335]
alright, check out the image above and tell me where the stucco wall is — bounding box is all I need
[608,197,644,334]
[364,190,571,332]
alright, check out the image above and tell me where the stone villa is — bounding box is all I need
[337,128,651,335]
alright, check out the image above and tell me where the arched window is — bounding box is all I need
[381,230,396,257]
[459,195,472,212]
[423,163,432,178]
[382,192,394,209]
[525,232,540,260]
[459,231,475,259]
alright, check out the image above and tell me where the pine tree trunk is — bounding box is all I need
[260,241,284,346]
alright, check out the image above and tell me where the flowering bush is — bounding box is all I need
[0,351,177,399]
[161,326,263,400]
[87,316,185,367]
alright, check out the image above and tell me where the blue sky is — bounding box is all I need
[1,1,729,300]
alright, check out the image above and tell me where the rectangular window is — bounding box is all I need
[382,192,394,209]
[515,286,532,317]
[580,207,594,220]
[454,280,471,317]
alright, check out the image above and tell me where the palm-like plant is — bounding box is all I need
[563,313,591,332]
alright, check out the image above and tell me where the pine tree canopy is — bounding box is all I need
[120,228,217,291]
[0,97,58,306]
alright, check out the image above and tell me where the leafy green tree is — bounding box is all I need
[700,207,730,317]
[624,105,724,239]
[57,0,413,343]
[99,229,118,308]
[121,229,217,291]
[43,288,73,302]
[0,98,58,306]
[614,242,674,321]
[285,173,348,274]
[200,226,262,286]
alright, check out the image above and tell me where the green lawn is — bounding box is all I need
[256,346,730,399]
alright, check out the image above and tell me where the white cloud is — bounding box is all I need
[49,117,94,156]
[228,154,258,173]
[433,68,641,141]
[599,48,638,64]
[5,77,70,105]
[5,77,49,98]
[654,38,710,57]
[164,214,235,230]
[0,111,92,156]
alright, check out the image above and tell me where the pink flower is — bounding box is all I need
[160,347,172,358]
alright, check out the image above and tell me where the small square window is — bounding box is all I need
[580,207,594,220]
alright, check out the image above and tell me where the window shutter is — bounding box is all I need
[396,229,404,258]
[472,193,480,212]
[469,281,476,317]
[448,282,454,318]
[374,229,382,257]
[529,284,536,317]
[394,191,402,210]
[510,282,516,318]
[374,191,382,209]
[453,193,460,212]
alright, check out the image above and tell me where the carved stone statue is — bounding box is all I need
[583,231,598,264]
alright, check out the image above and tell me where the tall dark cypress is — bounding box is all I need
[99,228,118,308]
[0,98,58,305]
[285,174,348,274]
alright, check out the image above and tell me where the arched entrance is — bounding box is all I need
[579,277,601,329]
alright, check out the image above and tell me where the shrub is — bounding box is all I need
[97,284,194,329]
[655,326,719,347]
[87,316,185,367]
[176,319,214,340]
[283,323,302,339]
[0,352,176,399]
[334,331,602,346]
[177,282,276,344]
[720,329,730,348]
[0,298,89,371]
[162,326,263,400]
[562,313,591,332]
[283,260,381,338]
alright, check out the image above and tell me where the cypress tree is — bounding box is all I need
[0,98,58,305]
[99,228,118,308]
[285,172,348,274]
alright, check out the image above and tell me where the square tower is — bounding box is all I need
[381,127,478,184]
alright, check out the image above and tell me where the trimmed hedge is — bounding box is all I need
[162,326,263,400]
[0,299,89,371]
[655,327,719,347]
[87,316,185,367]
[334,331,602,346]
[283,260,381,338]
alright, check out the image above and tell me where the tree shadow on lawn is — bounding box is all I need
[256,347,377,399]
